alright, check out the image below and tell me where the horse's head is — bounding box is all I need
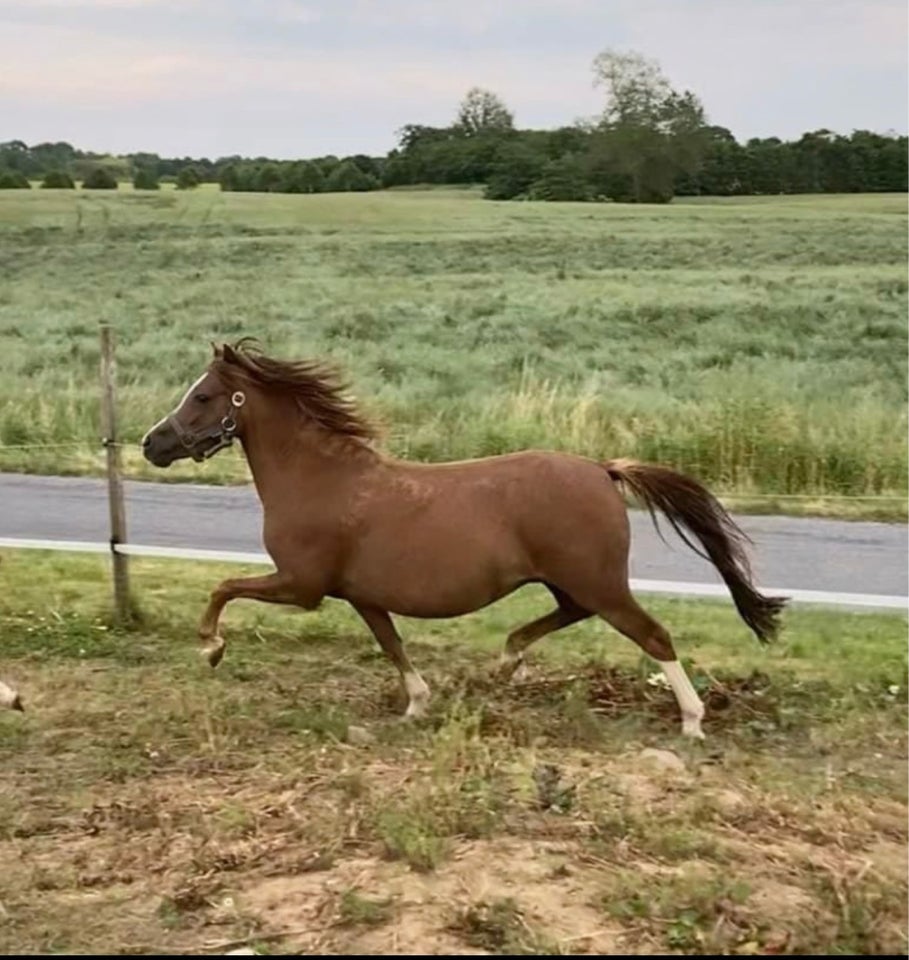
[142,345,247,467]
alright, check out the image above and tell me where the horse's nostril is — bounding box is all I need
[142,435,151,449]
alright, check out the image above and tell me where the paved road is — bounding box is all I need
[0,473,905,599]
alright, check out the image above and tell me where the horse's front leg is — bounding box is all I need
[198,571,301,667]
[352,604,430,718]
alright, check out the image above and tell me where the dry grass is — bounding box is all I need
[0,550,906,954]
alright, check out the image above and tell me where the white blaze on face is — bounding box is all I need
[141,371,207,445]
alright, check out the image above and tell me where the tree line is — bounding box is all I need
[1,50,905,201]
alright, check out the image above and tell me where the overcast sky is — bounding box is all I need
[1,0,906,158]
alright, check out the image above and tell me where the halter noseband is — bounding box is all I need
[166,390,246,462]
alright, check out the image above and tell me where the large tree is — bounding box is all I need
[42,169,75,189]
[282,160,325,194]
[82,166,118,189]
[132,167,160,190]
[325,160,379,192]
[455,87,514,137]
[589,49,709,203]
[484,142,546,199]
[176,165,200,189]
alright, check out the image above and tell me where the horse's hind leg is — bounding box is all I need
[353,604,430,718]
[497,586,591,681]
[597,591,705,739]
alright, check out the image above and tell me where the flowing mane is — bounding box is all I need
[212,338,378,441]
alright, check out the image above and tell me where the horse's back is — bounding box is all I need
[334,448,633,617]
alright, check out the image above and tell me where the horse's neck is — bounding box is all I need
[240,423,375,508]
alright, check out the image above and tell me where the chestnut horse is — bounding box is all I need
[142,340,786,739]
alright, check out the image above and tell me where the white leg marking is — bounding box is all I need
[403,670,430,717]
[661,660,705,739]
[0,679,23,711]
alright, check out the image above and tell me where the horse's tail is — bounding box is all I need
[603,458,787,643]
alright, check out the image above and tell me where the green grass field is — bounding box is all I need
[1,187,905,953]
[0,549,905,954]
[0,186,906,518]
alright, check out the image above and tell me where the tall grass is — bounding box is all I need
[0,187,905,504]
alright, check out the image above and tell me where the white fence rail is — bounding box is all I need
[0,536,905,613]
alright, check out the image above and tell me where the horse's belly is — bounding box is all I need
[339,537,527,618]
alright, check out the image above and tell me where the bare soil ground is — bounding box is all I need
[0,552,906,954]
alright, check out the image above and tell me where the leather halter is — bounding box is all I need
[165,390,246,461]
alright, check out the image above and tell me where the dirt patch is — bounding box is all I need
[0,628,905,954]
[241,838,621,955]
[2,751,906,955]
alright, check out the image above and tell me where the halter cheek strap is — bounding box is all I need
[167,391,246,462]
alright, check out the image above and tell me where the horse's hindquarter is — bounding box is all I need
[338,451,630,618]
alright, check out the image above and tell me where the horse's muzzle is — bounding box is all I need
[141,421,185,467]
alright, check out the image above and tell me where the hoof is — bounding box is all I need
[12,694,23,712]
[403,701,429,720]
[495,655,523,684]
[202,637,226,668]
[403,673,430,719]
[682,725,706,741]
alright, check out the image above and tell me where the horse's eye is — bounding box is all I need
[195,393,209,404]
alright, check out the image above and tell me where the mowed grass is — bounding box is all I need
[0,187,906,518]
[0,549,906,954]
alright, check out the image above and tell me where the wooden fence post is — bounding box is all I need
[99,323,131,623]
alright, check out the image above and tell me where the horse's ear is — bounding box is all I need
[210,340,221,359]
[220,343,238,364]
